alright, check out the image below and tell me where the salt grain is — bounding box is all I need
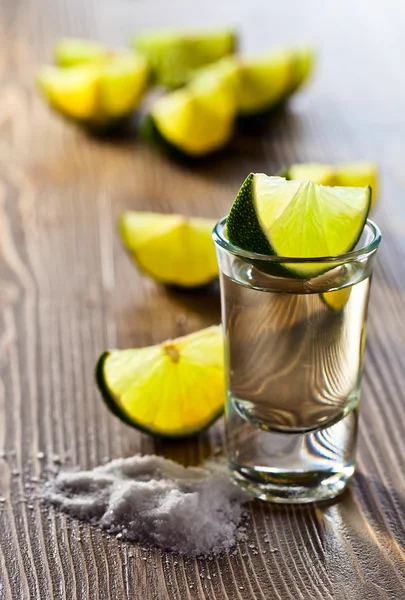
[42,454,250,556]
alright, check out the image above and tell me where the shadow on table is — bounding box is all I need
[164,281,221,325]
[90,104,305,180]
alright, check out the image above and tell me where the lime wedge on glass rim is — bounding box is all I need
[95,325,224,438]
[226,174,371,277]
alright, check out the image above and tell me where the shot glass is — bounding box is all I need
[213,217,381,503]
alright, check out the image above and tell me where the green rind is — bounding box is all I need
[95,351,224,439]
[226,173,273,255]
[118,214,218,288]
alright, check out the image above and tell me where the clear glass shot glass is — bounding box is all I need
[213,217,381,504]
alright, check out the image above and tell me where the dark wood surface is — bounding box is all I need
[1,0,405,598]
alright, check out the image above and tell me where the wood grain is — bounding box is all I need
[1,0,405,598]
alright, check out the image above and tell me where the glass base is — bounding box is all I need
[230,462,354,504]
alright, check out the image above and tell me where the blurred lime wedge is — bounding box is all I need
[288,47,315,94]
[143,69,236,156]
[235,46,314,116]
[54,38,110,67]
[119,211,218,287]
[37,53,149,128]
[284,162,379,208]
[132,29,237,88]
[335,162,379,206]
[96,325,224,438]
[226,174,371,277]
[236,49,293,115]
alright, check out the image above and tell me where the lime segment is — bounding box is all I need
[54,38,109,67]
[119,211,218,287]
[37,53,149,127]
[132,29,237,88]
[147,72,236,155]
[236,49,293,115]
[96,326,224,438]
[322,288,351,311]
[285,162,379,208]
[227,174,371,277]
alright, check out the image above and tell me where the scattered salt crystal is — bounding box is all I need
[37,452,45,460]
[248,544,255,549]
[41,454,250,556]
[0,497,6,503]
[11,470,20,476]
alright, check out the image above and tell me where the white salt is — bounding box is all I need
[42,454,250,556]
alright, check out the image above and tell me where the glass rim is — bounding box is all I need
[212,217,381,264]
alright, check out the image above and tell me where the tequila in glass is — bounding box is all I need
[213,218,381,503]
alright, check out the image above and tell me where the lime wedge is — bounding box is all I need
[335,162,379,207]
[285,162,379,208]
[226,174,371,277]
[286,163,336,186]
[236,49,293,115]
[37,65,99,121]
[321,288,351,311]
[144,71,236,156]
[132,29,237,88]
[98,54,150,118]
[37,53,149,128]
[119,212,218,287]
[235,47,314,116]
[54,38,109,67]
[287,47,315,94]
[96,326,224,438]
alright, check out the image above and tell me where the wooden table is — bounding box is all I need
[1,0,405,598]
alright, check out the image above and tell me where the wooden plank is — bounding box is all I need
[1,0,405,598]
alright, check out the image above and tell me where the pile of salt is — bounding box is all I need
[42,454,250,556]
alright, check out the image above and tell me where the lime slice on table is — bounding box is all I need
[284,162,379,208]
[142,70,236,156]
[236,46,314,116]
[287,47,315,95]
[37,53,149,128]
[119,212,218,287]
[132,29,237,88]
[334,162,379,207]
[54,38,110,67]
[226,174,371,277]
[96,326,224,438]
